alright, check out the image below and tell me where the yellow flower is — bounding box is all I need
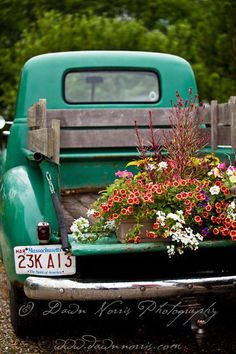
[208,167,220,177]
[229,175,236,184]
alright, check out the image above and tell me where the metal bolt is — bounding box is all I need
[59,288,65,294]
[140,286,146,292]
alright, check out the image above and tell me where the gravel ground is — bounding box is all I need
[1,257,236,354]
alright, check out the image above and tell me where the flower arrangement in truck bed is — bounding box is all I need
[70,90,236,257]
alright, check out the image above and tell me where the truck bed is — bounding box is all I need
[60,190,99,232]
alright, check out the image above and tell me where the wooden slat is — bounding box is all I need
[229,97,236,149]
[51,119,60,164]
[210,100,218,151]
[218,127,231,146]
[46,108,173,127]
[60,128,171,148]
[218,103,230,125]
[28,128,54,157]
[28,98,47,128]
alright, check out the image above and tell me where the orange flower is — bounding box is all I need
[173,181,180,187]
[194,215,202,223]
[127,206,134,214]
[205,204,212,212]
[146,231,156,239]
[184,199,191,205]
[213,228,219,235]
[203,211,209,218]
[222,229,229,237]
[230,230,236,240]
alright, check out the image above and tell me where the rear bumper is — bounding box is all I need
[24,275,236,301]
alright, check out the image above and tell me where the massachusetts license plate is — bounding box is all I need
[14,245,76,276]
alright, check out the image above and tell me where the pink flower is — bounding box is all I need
[115,170,133,178]
[218,162,226,170]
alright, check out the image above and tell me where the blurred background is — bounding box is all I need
[0,0,235,119]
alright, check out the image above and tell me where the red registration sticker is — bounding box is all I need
[14,245,76,276]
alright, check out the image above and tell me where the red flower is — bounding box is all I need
[205,204,212,212]
[121,208,127,215]
[222,229,229,237]
[134,236,141,243]
[194,215,202,223]
[173,181,180,187]
[153,223,159,230]
[230,230,236,240]
[203,211,209,218]
[146,231,156,239]
[213,228,219,235]
[181,192,188,199]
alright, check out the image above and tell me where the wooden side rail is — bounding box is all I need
[28,97,236,164]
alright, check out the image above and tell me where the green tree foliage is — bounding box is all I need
[0,0,235,117]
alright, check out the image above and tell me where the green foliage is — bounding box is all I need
[0,0,235,118]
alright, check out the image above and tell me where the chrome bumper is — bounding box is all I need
[24,275,236,301]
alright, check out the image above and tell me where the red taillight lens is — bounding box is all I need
[37,222,50,244]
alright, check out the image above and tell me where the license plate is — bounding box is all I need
[14,245,76,276]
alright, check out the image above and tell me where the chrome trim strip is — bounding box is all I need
[24,275,236,301]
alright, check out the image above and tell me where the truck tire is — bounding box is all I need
[9,283,43,338]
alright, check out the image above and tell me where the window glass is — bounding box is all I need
[64,70,159,103]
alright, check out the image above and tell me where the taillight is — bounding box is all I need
[37,222,50,244]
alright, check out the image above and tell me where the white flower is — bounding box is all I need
[146,163,156,171]
[70,224,79,233]
[104,220,116,231]
[167,212,179,221]
[226,165,236,176]
[209,185,220,195]
[87,208,96,217]
[158,161,168,170]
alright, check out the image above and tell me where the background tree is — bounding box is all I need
[0,0,235,118]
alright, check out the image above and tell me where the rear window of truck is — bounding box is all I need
[64,70,159,104]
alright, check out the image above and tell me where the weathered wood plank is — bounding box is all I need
[60,128,172,148]
[210,100,218,151]
[51,119,60,164]
[46,108,173,127]
[60,192,99,232]
[229,97,236,149]
[28,127,54,157]
[28,98,47,128]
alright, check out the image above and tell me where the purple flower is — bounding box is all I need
[202,227,209,236]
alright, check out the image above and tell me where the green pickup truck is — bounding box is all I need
[1,51,236,337]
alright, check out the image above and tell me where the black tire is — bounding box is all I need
[9,283,43,338]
